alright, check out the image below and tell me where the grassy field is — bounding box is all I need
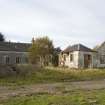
[1,65,105,105]
[1,89,105,105]
[0,65,105,86]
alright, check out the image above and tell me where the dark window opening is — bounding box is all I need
[70,54,73,62]
[6,56,10,64]
[100,55,105,64]
[63,55,66,61]
[16,57,21,64]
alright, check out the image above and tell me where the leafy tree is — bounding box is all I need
[0,32,5,42]
[29,36,54,66]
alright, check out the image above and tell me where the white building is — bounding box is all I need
[59,44,98,68]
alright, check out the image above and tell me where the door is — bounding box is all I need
[84,54,92,68]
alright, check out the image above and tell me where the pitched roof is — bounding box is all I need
[63,44,94,53]
[95,41,105,51]
[0,42,31,52]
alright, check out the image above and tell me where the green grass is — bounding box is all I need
[0,66,105,86]
[1,66,105,104]
[1,89,105,105]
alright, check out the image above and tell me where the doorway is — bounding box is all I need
[84,54,92,68]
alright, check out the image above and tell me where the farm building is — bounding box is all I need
[59,42,105,68]
[95,41,105,68]
[0,42,30,65]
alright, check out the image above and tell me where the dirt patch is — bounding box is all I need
[1,80,105,101]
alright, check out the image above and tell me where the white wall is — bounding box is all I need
[59,51,97,68]
[65,51,79,68]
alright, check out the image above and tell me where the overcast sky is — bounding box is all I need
[0,0,105,49]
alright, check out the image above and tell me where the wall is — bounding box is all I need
[64,51,79,68]
[78,51,96,68]
[59,51,98,68]
[59,51,79,68]
[92,52,99,68]
[0,51,28,65]
[96,44,105,68]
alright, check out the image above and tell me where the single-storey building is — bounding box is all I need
[0,42,31,65]
[1,41,105,68]
[59,42,105,68]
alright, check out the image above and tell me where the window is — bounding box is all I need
[5,56,10,64]
[100,55,105,64]
[63,55,66,61]
[70,54,73,62]
[16,57,21,64]
[88,55,91,60]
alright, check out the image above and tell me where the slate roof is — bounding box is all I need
[63,44,94,53]
[0,42,31,52]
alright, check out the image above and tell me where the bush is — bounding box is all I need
[0,65,16,77]
[0,64,41,78]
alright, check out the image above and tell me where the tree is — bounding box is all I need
[0,32,5,42]
[52,47,61,66]
[29,36,54,66]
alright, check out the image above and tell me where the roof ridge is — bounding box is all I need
[0,41,31,44]
[0,41,31,52]
[63,43,93,53]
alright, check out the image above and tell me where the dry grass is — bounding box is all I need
[0,65,105,86]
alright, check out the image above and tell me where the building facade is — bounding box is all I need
[94,42,105,68]
[59,44,98,68]
[0,42,30,65]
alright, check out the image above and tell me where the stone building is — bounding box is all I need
[94,42,105,68]
[0,42,31,65]
[59,44,97,68]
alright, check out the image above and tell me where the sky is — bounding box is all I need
[0,0,105,49]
